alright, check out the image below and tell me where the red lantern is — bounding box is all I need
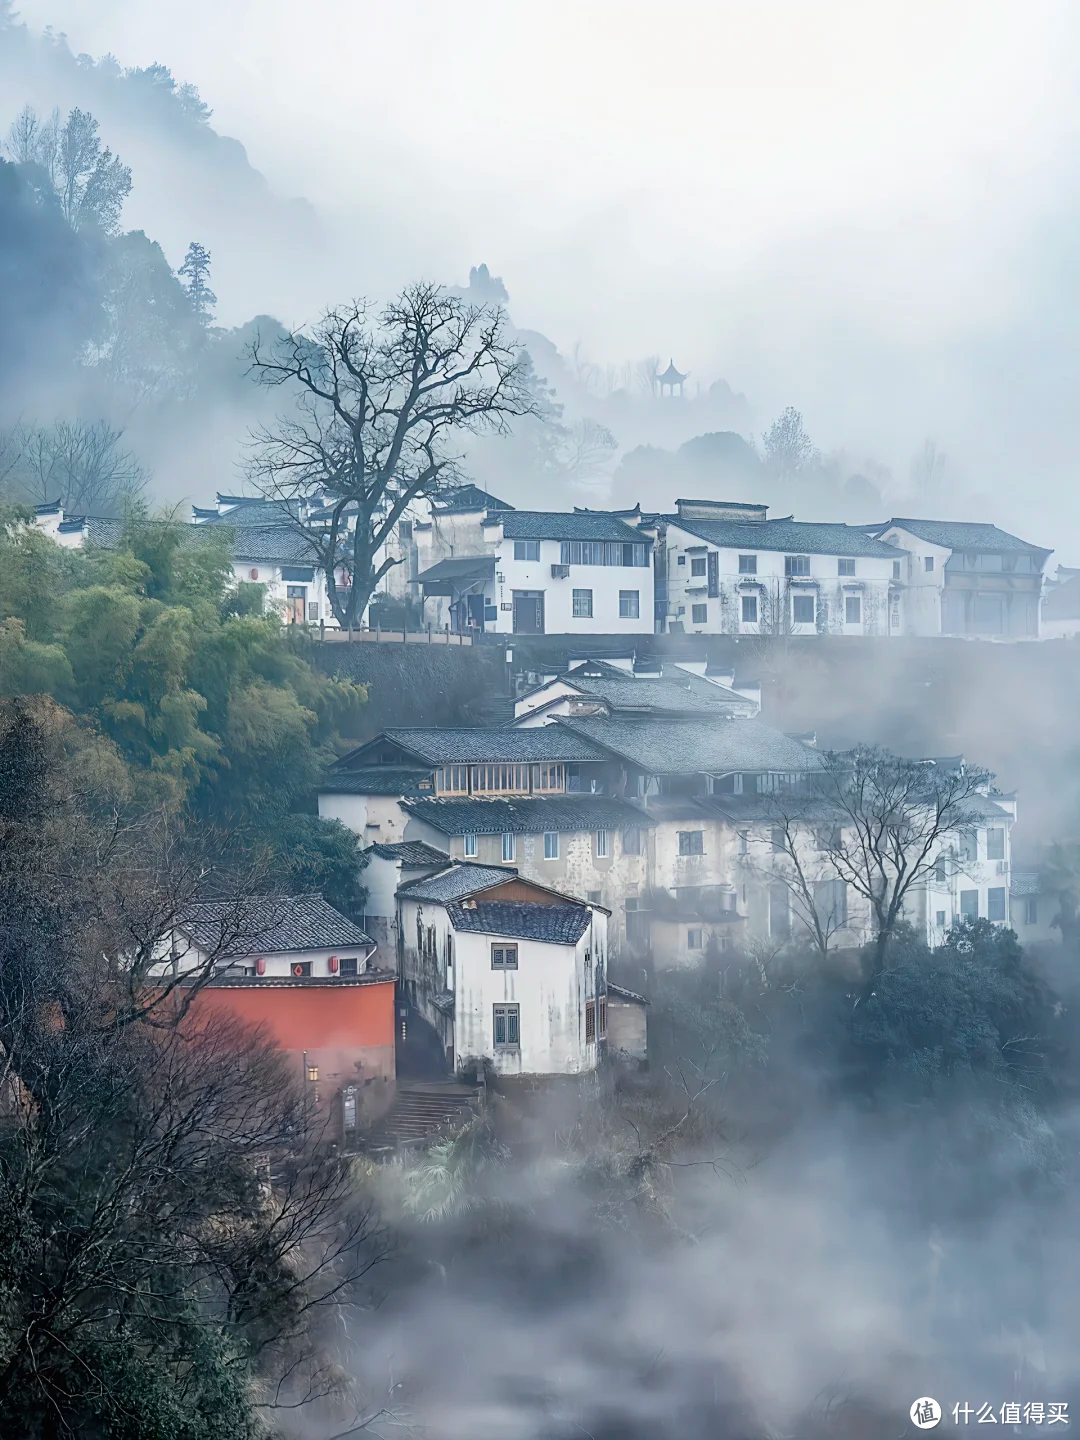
[255,957,266,976]
[328,955,339,974]
[249,568,259,581]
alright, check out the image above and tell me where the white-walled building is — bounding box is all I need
[414,509,654,636]
[159,895,377,980]
[869,518,1051,639]
[653,499,905,637]
[396,861,610,1076]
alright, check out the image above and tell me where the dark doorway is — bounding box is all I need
[466,593,486,630]
[397,994,450,1079]
[513,590,545,634]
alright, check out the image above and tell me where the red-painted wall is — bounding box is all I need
[189,981,396,1123]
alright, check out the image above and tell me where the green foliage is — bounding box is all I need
[0,511,365,842]
[259,813,367,914]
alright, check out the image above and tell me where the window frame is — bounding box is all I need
[618,589,640,619]
[491,944,519,970]
[784,555,811,577]
[986,827,1005,862]
[690,555,707,577]
[572,588,593,619]
[738,554,757,574]
[493,1003,520,1047]
[678,830,704,856]
[691,603,708,625]
[987,887,1007,923]
[792,594,816,625]
[741,594,758,623]
[959,889,979,920]
[463,834,478,858]
[543,831,560,860]
[844,594,862,625]
[585,1000,596,1043]
[924,555,935,572]
[513,540,540,562]
[837,558,856,577]
[595,829,610,858]
[687,927,703,950]
[339,956,359,977]
[1024,896,1038,925]
[622,827,642,856]
[502,832,515,862]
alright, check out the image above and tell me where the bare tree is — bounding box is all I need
[762,405,819,480]
[910,437,946,494]
[739,804,852,959]
[0,697,389,1432]
[812,747,991,995]
[637,355,662,399]
[246,284,535,628]
[6,105,132,232]
[5,419,148,514]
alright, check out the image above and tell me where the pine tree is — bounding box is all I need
[178,240,216,324]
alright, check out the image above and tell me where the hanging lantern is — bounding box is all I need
[249,568,259,580]
[328,955,339,974]
[255,957,266,976]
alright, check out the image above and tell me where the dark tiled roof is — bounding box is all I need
[202,499,305,527]
[320,767,431,796]
[607,982,648,1005]
[956,794,1012,821]
[557,716,824,775]
[448,899,592,944]
[400,795,654,835]
[666,515,903,560]
[415,555,495,584]
[84,516,126,547]
[556,668,753,716]
[434,484,514,514]
[180,896,373,957]
[231,525,321,566]
[495,511,649,543]
[366,840,450,866]
[398,863,517,903]
[877,518,1050,557]
[1010,872,1040,897]
[375,727,610,765]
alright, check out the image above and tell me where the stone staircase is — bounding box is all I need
[362,1079,479,1157]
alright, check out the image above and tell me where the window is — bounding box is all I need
[493,1003,520,1046]
[471,763,530,794]
[771,827,786,854]
[687,927,703,950]
[738,554,757,574]
[893,561,902,580]
[587,891,602,904]
[531,763,565,793]
[678,830,704,856]
[596,830,610,858]
[933,857,947,883]
[491,944,518,969]
[960,889,979,920]
[291,961,312,977]
[738,829,749,855]
[792,595,815,624]
[690,555,707,577]
[677,554,686,566]
[544,831,559,860]
[572,588,593,618]
[959,830,978,864]
[691,604,708,624]
[463,834,478,858]
[924,555,935,572]
[814,878,847,929]
[741,595,758,623]
[599,998,606,1037]
[619,590,640,619]
[339,956,359,977]
[585,1001,596,1042]
[785,555,810,577]
[514,540,540,561]
[936,910,947,928]
[986,828,1005,861]
[622,828,642,856]
[502,832,515,862]
[398,520,413,541]
[769,883,790,938]
[436,765,470,795]
[631,543,648,567]
[838,558,856,577]
[844,595,862,625]
[988,887,1006,922]
[1024,896,1038,925]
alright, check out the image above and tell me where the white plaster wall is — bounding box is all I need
[452,915,606,1076]
[663,522,898,637]
[158,938,370,979]
[877,529,951,636]
[319,792,410,846]
[484,532,653,635]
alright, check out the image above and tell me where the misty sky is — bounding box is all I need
[13,0,1080,546]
